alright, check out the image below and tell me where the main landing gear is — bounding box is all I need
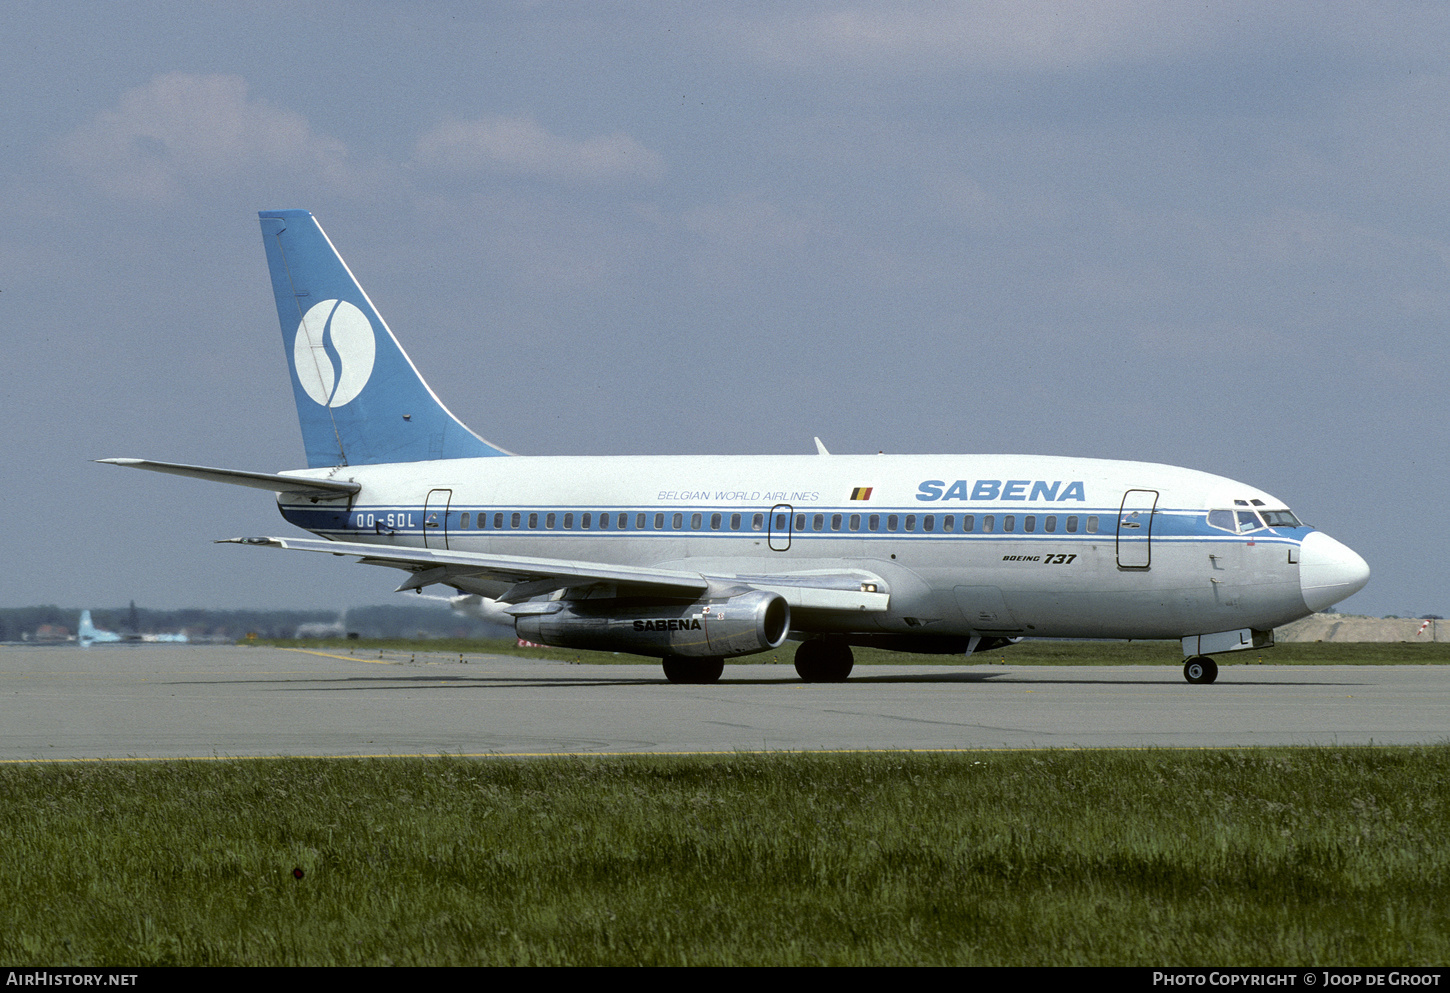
[795,639,854,683]
[1183,656,1219,685]
[661,655,725,684]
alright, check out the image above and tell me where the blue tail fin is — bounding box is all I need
[78,610,119,646]
[259,210,510,467]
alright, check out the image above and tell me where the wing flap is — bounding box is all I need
[741,584,889,612]
[709,568,891,612]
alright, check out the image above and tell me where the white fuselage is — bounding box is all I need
[278,452,1365,643]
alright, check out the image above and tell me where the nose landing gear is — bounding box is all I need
[1183,655,1219,684]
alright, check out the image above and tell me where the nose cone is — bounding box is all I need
[1299,531,1371,612]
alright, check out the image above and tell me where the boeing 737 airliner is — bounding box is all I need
[102,210,1370,684]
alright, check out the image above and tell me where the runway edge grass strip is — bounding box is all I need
[2,747,1447,966]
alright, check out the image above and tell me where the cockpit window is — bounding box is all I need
[1207,510,1235,532]
[1236,510,1265,532]
[1260,509,1302,528]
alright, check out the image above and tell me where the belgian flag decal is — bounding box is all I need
[849,487,873,501]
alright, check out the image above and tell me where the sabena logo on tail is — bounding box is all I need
[294,299,376,407]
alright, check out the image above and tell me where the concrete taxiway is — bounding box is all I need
[1,644,1446,761]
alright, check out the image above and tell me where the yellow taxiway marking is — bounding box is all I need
[277,647,402,664]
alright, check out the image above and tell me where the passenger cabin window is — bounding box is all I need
[564,513,574,530]
[849,514,861,531]
[460,512,470,529]
[510,512,521,529]
[1045,515,1056,533]
[731,513,742,530]
[962,515,975,532]
[1086,516,1099,534]
[494,513,504,529]
[691,513,702,530]
[868,515,880,532]
[528,513,538,529]
[655,513,666,529]
[545,513,556,529]
[711,513,722,530]
[752,513,764,531]
[942,515,954,533]
[887,515,899,532]
[637,513,647,529]
[1024,515,1036,533]
[1066,516,1078,533]
[1003,515,1015,533]
[982,515,995,533]
[923,515,934,532]
[582,513,592,529]
[672,513,684,530]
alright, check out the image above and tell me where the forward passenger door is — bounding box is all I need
[1116,489,1158,569]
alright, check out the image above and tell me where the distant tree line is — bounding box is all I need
[0,601,507,642]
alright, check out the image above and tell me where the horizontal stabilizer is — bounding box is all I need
[98,459,360,498]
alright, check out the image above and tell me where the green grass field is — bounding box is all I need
[254,636,1450,667]
[3,748,1447,965]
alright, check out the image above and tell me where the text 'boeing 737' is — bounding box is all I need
[101,210,1369,684]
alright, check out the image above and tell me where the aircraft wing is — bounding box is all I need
[219,536,889,611]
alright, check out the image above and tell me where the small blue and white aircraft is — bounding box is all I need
[77,610,122,646]
[76,609,189,645]
[102,210,1369,684]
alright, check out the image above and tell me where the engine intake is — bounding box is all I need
[514,589,790,659]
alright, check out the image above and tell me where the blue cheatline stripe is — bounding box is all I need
[278,502,1306,544]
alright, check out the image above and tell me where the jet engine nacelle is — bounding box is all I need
[514,589,790,659]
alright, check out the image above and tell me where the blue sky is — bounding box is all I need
[3,2,1445,615]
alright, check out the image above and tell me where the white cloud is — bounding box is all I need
[733,0,1219,71]
[58,73,361,200]
[414,114,664,184]
[680,193,815,251]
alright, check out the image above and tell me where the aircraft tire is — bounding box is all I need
[795,640,854,683]
[662,655,725,684]
[1183,656,1218,684]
